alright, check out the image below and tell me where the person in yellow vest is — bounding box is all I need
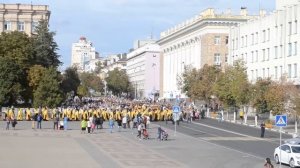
[74,109,80,121]
[17,108,23,121]
[25,108,31,121]
[239,109,244,123]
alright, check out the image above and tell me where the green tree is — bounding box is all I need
[0,57,26,106]
[32,20,61,68]
[27,65,47,91]
[33,67,63,108]
[0,31,34,70]
[94,61,103,74]
[252,78,272,113]
[77,85,89,97]
[106,68,132,95]
[61,67,81,94]
[178,64,221,102]
[214,61,250,108]
[79,72,104,93]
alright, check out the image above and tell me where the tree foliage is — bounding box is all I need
[33,67,63,108]
[106,68,132,95]
[213,61,250,108]
[0,57,26,105]
[0,31,34,70]
[32,20,61,68]
[179,64,221,102]
[79,72,104,93]
[61,67,81,94]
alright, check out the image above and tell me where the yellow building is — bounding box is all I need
[0,3,50,36]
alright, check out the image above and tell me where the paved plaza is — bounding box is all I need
[0,121,265,168]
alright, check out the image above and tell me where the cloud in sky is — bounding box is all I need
[4,0,275,69]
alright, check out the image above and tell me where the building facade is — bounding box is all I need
[71,36,100,72]
[229,0,300,85]
[127,42,160,99]
[0,3,50,35]
[158,8,255,99]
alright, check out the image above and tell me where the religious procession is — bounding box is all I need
[1,97,202,124]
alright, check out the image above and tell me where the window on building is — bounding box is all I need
[267,48,270,61]
[274,46,278,59]
[294,42,297,55]
[232,40,235,50]
[4,21,11,31]
[251,51,254,63]
[255,32,258,44]
[267,68,270,78]
[225,54,228,62]
[262,49,265,61]
[295,63,298,78]
[225,36,229,45]
[288,64,292,78]
[275,25,278,37]
[251,33,254,45]
[241,36,244,47]
[245,35,248,47]
[295,20,298,34]
[288,43,292,56]
[236,38,238,49]
[18,22,25,32]
[275,66,278,79]
[280,45,283,58]
[256,50,258,62]
[214,53,221,65]
[289,22,292,35]
[32,21,38,33]
[251,70,254,81]
[262,30,266,42]
[245,53,248,63]
[262,68,265,78]
[255,69,258,79]
[214,36,221,45]
[280,66,283,77]
[267,28,270,41]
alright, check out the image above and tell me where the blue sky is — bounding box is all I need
[4,0,275,70]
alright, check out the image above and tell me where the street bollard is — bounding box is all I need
[255,115,258,126]
[233,112,236,122]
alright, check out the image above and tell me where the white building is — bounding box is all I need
[102,54,127,72]
[158,8,255,99]
[71,36,100,72]
[229,0,300,85]
[127,42,160,99]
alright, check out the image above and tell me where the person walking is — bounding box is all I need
[81,119,87,134]
[87,118,92,133]
[264,158,274,168]
[53,113,59,130]
[11,117,17,130]
[108,117,114,133]
[261,121,266,138]
[5,116,10,130]
[137,123,142,140]
[37,113,42,129]
[63,116,68,131]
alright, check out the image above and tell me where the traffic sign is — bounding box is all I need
[275,115,287,127]
[172,106,180,113]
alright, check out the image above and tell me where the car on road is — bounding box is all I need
[274,139,300,168]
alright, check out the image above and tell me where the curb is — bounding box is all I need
[206,116,295,136]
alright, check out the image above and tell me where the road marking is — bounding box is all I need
[186,122,280,144]
[160,124,265,160]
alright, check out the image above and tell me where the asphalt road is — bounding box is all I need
[157,118,293,167]
[0,119,292,167]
